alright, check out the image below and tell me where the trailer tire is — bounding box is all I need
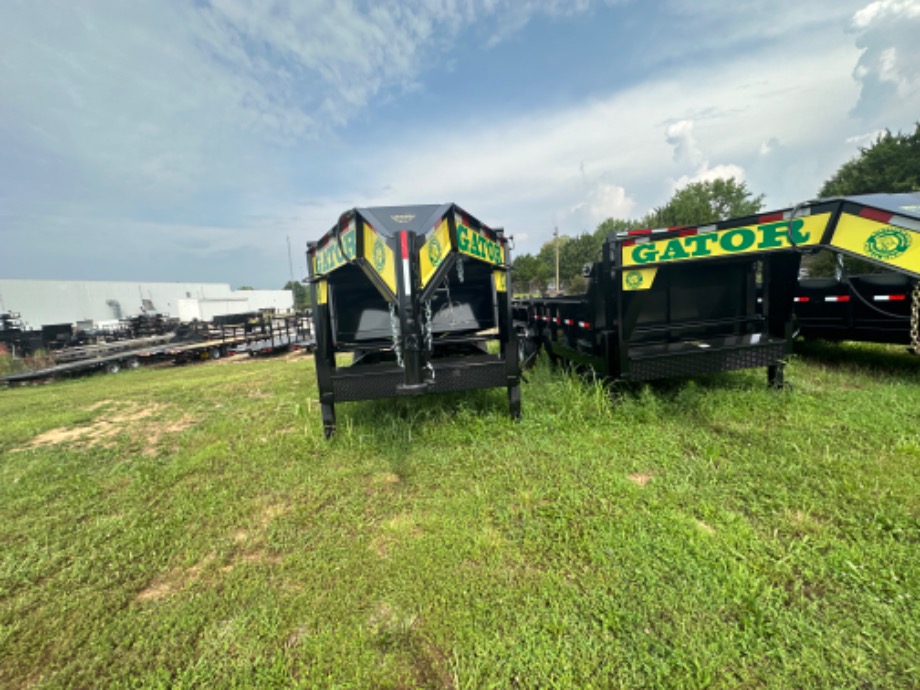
[106,361,121,375]
[210,347,221,360]
[126,357,140,370]
[517,336,538,370]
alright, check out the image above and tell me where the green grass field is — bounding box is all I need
[1,344,918,689]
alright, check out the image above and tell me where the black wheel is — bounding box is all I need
[126,358,140,370]
[105,361,121,375]
[210,347,221,360]
[517,335,538,370]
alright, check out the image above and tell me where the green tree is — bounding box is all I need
[807,124,920,276]
[645,178,764,227]
[819,124,920,197]
[511,254,549,295]
[284,280,311,310]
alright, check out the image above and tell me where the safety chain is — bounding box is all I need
[456,257,465,283]
[388,302,404,368]
[423,299,434,353]
[911,281,920,355]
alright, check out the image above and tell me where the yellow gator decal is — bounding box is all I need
[313,226,357,275]
[622,267,658,291]
[420,218,451,287]
[830,213,920,276]
[362,222,397,295]
[457,220,505,265]
[493,269,507,293]
[315,279,328,305]
[622,214,830,267]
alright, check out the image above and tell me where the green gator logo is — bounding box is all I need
[373,239,387,272]
[428,237,443,267]
[625,270,644,289]
[865,227,911,260]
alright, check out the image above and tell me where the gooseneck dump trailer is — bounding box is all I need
[307,204,520,438]
[514,193,920,385]
[790,192,920,349]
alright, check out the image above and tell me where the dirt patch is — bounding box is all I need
[695,519,716,535]
[24,402,164,450]
[136,553,215,602]
[628,472,653,487]
[142,415,197,456]
[85,400,117,411]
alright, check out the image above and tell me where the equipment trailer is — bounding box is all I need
[307,204,520,438]
[515,193,920,385]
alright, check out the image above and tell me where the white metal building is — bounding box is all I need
[0,279,293,328]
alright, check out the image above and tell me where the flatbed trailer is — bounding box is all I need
[2,345,151,385]
[515,192,920,385]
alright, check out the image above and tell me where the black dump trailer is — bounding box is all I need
[307,203,520,438]
[514,192,920,385]
[515,209,814,386]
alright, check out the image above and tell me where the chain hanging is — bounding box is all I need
[423,299,434,353]
[911,281,920,355]
[456,257,465,283]
[388,302,403,368]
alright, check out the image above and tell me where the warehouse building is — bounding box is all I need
[0,279,293,329]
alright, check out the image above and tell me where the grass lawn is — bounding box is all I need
[0,343,918,688]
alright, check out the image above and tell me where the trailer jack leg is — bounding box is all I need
[321,403,336,439]
[508,383,521,421]
[768,364,785,390]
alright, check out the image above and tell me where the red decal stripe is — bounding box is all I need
[859,207,893,223]
[678,228,698,237]
[400,231,409,259]
[758,212,785,223]
[628,229,652,236]
[793,296,810,303]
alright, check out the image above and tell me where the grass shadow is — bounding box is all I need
[793,338,920,378]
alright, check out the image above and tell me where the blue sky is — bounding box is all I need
[2,0,919,289]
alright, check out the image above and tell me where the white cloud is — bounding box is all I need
[285,34,866,256]
[672,163,747,193]
[850,0,920,119]
[665,120,703,166]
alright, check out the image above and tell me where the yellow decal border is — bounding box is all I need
[456,218,505,266]
[362,222,397,295]
[622,267,658,291]
[830,213,920,275]
[420,218,451,287]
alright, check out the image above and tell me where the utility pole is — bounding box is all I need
[553,226,560,294]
